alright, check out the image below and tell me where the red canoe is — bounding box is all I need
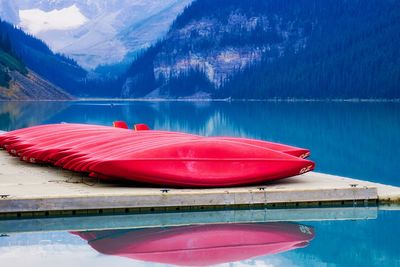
[72,222,315,266]
[0,123,315,187]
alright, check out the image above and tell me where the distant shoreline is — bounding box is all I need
[1,98,400,103]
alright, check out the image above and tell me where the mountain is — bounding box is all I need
[0,19,87,95]
[0,50,72,100]
[0,20,73,99]
[218,0,400,99]
[0,67,72,100]
[0,0,192,69]
[121,0,400,99]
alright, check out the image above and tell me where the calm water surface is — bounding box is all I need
[0,100,399,186]
[0,209,399,267]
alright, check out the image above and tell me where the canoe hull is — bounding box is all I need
[0,123,315,187]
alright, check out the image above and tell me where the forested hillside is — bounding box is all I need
[0,20,72,100]
[0,27,27,88]
[121,0,400,99]
[0,20,87,95]
[218,0,400,99]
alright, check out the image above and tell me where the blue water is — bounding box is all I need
[0,100,399,186]
[0,209,399,266]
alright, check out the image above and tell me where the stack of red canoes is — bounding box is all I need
[0,123,315,187]
[72,222,315,266]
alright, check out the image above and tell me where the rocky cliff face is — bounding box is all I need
[121,0,312,98]
[154,14,307,86]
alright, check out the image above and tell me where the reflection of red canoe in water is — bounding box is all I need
[72,223,315,266]
[0,123,314,187]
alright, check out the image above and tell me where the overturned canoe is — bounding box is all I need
[0,123,315,187]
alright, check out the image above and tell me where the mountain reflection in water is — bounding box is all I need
[72,222,315,266]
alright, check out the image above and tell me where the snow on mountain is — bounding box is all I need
[0,0,192,69]
[19,4,88,34]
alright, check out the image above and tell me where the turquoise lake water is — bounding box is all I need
[0,101,399,266]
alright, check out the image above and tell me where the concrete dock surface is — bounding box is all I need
[0,150,399,215]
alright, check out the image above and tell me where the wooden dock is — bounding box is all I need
[0,150,399,217]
